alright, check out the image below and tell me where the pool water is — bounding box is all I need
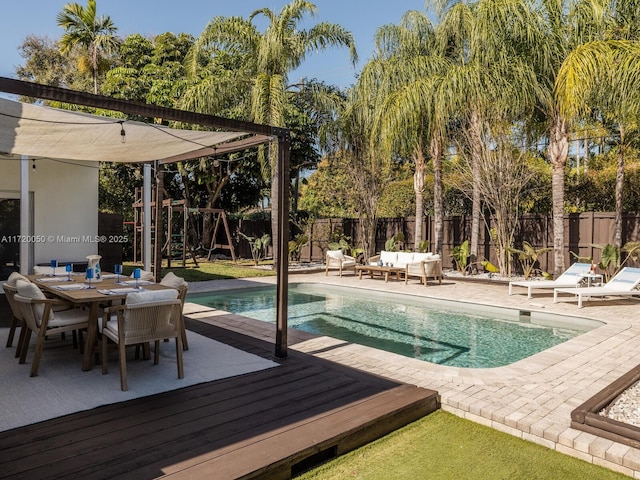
[188,283,599,368]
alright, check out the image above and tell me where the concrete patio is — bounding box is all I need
[187,271,640,478]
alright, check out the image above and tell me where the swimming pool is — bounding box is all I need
[188,283,601,368]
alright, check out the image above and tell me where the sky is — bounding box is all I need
[0,0,433,89]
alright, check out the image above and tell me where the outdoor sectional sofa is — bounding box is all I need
[368,251,443,286]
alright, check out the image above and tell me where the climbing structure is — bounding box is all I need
[132,188,236,267]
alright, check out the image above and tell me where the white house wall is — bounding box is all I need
[0,157,98,270]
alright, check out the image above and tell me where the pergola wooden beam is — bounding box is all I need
[0,77,290,358]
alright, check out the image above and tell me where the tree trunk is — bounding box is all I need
[548,113,569,276]
[469,110,483,263]
[413,148,426,251]
[431,135,444,255]
[614,125,625,249]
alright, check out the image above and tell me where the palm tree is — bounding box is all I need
[363,10,447,252]
[556,40,640,248]
[186,0,357,263]
[521,0,614,275]
[56,0,119,94]
[432,0,539,263]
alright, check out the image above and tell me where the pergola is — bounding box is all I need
[0,77,290,357]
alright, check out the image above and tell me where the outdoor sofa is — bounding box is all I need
[368,251,442,286]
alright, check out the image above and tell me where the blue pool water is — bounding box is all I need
[188,283,599,368]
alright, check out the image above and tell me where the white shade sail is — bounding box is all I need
[0,97,270,163]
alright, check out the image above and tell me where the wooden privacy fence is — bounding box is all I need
[225,213,640,273]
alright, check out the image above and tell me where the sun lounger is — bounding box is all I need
[553,267,640,308]
[508,263,592,298]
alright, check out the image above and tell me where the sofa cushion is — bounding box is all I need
[379,251,397,265]
[412,252,432,263]
[396,252,415,267]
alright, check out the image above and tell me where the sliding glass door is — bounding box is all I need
[0,192,32,280]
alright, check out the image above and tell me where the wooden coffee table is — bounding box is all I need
[355,265,404,282]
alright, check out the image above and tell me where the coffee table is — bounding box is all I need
[355,264,404,282]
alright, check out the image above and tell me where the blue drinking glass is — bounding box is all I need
[133,268,141,289]
[86,267,94,288]
[50,259,58,276]
[114,264,123,284]
[65,263,72,281]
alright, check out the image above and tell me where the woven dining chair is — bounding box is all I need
[160,272,189,350]
[13,280,90,377]
[101,289,183,391]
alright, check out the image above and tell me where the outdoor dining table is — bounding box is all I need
[28,273,174,371]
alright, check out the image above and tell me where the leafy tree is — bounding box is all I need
[16,35,95,97]
[56,0,120,94]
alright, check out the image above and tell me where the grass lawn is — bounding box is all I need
[297,411,629,480]
[122,259,276,282]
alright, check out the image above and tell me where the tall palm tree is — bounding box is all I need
[364,10,447,252]
[56,0,119,94]
[432,0,539,263]
[556,40,640,247]
[524,0,612,275]
[187,0,357,262]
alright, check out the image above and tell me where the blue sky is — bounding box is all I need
[1,0,433,89]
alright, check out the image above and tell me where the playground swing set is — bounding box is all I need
[131,188,235,268]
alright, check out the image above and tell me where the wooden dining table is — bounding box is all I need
[28,273,174,371]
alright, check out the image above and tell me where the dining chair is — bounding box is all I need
[101,289,183,391]
[160,272,189,350]
[14,280,90,377]
[3,271,30,351]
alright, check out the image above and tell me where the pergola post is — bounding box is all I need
[275,130,290,358]
[143,163,152,271]
[20,155,29,275]
[154,161,164,283]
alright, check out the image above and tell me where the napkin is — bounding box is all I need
[54,284,88,291]
[122,280,154,286]
[37,277,71,283]
[98,287,143,295]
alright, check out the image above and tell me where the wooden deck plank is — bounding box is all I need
[162,384,438,479]
[0,318,439,480]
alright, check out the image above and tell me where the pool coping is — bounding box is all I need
[185,273,640,477]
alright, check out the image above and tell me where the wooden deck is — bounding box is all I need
[0,314,439,479]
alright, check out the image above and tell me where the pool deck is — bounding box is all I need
[187,272,640,478]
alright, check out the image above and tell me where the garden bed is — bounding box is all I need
[571,364,640,449]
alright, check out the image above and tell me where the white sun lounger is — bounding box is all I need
[508,263,592,298]
[553,267,640,308]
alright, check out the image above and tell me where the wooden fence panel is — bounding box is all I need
[227,212,640,272]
